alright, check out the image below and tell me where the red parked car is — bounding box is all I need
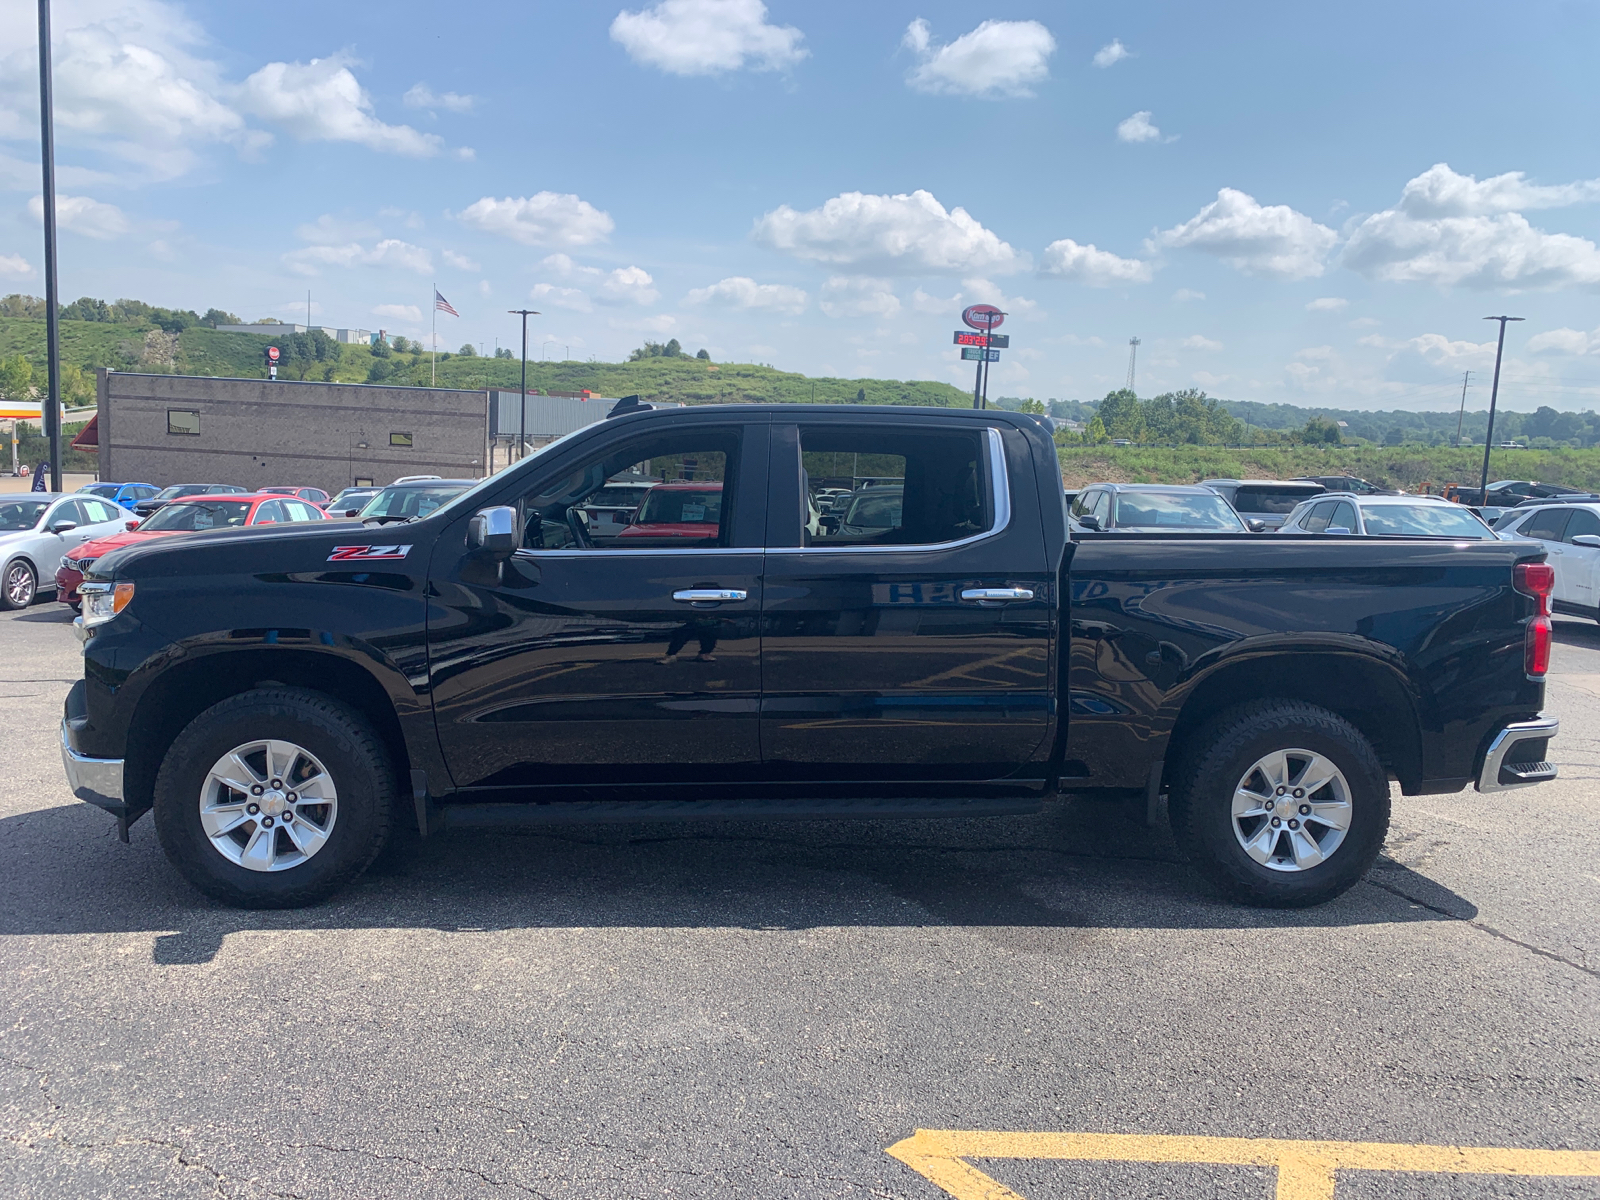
[56,493,325,607]
[616,482,723,543]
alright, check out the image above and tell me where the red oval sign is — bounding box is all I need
[267,346,281,361]
[962,304,1004,331]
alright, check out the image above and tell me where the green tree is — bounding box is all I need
[696,348,710,360]
[1018,398,1046,415]
[1084,415,1109,444]
[1303,416,1342,445]
[856,387,866,402]
[60,363,95,408]
[458,343,475,356]
[0,353,33,399]
[663,338,683,357]
[371,337,392,358]
[1096,389,1145,441]
[200,308,241,327]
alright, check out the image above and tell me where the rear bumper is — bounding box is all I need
[60,717,125,813]
[1476,715,1559,792]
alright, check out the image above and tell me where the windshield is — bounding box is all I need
[1361,504,1494,538]
[1114,492,1246,531]
[156,485,211,500]
[1233,487,1321,515]
[80,484,118,498]
[636,487,722,525]
[843,490,903,529]
[591,484,657,507]
[0,500,49,531]
[141,500,254,531]
[359,484,470,520]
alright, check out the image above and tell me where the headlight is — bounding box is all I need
[80,580,134,628]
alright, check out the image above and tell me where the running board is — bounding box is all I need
[439,795,1043,829]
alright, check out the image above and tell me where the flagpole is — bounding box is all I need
[431,284,437,387]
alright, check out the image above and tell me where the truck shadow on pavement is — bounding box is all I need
[0,797,1478,965]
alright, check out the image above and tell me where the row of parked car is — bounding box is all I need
[0,476,484,611]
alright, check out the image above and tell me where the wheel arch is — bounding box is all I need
[123,648,412,821]
[1164,650,1423,792]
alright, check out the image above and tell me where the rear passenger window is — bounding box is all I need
[284,500,320,521]
[1524,509,1571,542]
[1301,502,1335,533]
[252,501,285,525]
[801,426,991,547]
[1328,502,1358,532]
[81,498,116,523]
[1562,509,1600,542]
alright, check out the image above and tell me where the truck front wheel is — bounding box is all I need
[1168,700,1390,907]
[153,688,395,908]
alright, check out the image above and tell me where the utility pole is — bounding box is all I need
[37,0,61,490]
[1126,337,1141,393]
[507,309,538,463]
[1454,370,1472,447]
[1479,316,1525,497]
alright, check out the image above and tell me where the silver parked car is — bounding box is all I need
[1277,492,1497,539]
[0,493,139,609]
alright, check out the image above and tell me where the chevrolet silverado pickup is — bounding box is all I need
[60,402,1559,909]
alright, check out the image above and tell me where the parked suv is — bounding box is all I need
[1278,493,1496,539]
[1201,479,1326,531]
[1293,475,1397,495]
[78,482,160,508]
[1493,501,1600,621]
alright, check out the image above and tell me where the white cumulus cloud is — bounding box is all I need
[530,283,593,312]
[0,252,33,276]
[1172,288,1205,302]
[1180,334,1222,351]
[1153,188,1338,280]
[610,0,806,75]
[597,266,660,306]
[1039,238,1153,285]
[455,194,614,248]
[754,190,1019,275]
[902,19,1055,98]
[911,287,963,313]
[373,303,422,323]
[1306,297,1348,311]
[285,238,432,276]
[1116,111,1165,143]
[442,249,480,271]
[684,276,807,314]
[28,193,129,239]
[403,83,474,113]
[1093,39,1129,67]
[819,276,900,319]
[1341,163,1600,289]
[1527,327,1599,355]
[240,57,442,156]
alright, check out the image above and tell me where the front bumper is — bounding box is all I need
[60,718,125,814]
[1476,715,1559,792]
[55,563,84,604]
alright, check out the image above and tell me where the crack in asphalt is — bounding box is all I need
[1366,877,1600,981]
[292,1142,558,1198]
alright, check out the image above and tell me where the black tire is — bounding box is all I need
[153,687,395,908]
[1168,699,1389,907]
[2,558,36,610]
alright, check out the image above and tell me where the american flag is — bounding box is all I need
[434,289,459,318]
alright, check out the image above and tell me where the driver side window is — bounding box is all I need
[516,430,740,551]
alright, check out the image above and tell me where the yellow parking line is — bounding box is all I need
[886,1129,1600,1200]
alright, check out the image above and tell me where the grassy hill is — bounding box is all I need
[1058,443,1600,492]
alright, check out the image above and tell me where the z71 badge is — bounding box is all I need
[327,544,412,562]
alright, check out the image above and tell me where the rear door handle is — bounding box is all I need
[672,589,748,602]
[961,587,1035,603]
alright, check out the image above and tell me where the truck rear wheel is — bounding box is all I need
[1168,700,1389,907]
[153,688,394,908]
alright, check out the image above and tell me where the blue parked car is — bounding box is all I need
[77,481,161,509]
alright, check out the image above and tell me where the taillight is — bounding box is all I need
[1515,560,1555,678]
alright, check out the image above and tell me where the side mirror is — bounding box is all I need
[125,520,140,531]
[1077,515,1101,531]
[467,505,517,559]
[1572,534,1600,548]
[49,520,78,534]
[343,509,360,518]
[1245,519,1266,532]
[820,515,840,534]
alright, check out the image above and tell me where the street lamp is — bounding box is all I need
[507,309,539,463]
[542,340,556,361]
[1479,316,1525,497]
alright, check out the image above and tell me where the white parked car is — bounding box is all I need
[0,493,139,610]
[1493,500,1600,621]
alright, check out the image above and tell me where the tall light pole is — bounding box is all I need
[542,339,556,361]
[507,309,538,463]
[1479,316,1524,497]
[37,0,61,490]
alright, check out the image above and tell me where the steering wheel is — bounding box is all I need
[565,506,592,549]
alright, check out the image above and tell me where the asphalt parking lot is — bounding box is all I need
[2,602,1598,1199]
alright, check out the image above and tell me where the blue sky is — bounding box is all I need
[2,0,1599,411]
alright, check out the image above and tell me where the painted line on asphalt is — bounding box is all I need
[886,1129,1600,1200]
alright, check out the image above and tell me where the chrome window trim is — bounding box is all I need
[509,425,1010,559]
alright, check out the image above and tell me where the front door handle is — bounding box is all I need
[672,588,748,603]
[961,587,1035,603]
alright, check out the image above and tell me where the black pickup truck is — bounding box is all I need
[60,403,1559,909]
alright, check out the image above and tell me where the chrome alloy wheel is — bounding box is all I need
[199,739,338,872]
[5,561,34,607]
[1231,748,1353,872]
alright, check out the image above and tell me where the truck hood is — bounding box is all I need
[87,515,390,581]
